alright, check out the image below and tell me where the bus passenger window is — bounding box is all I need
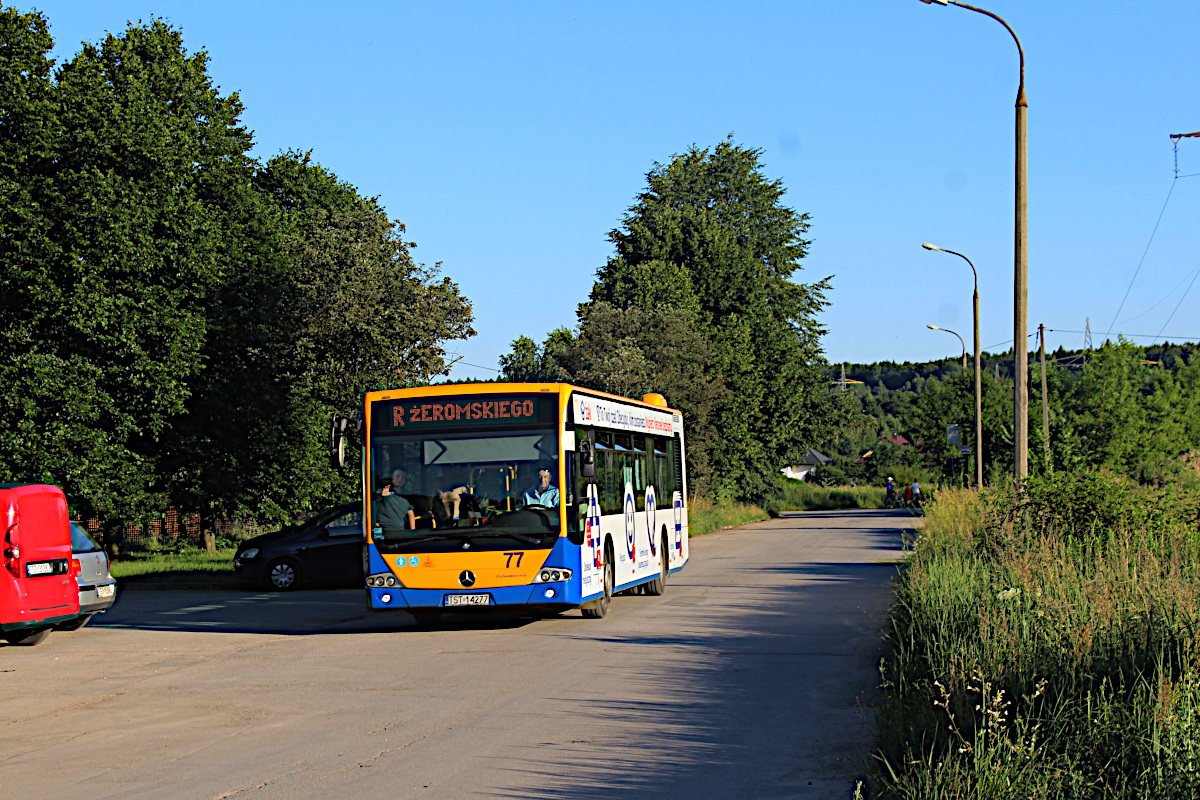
[653,437,672,509]
[596,435,620,516]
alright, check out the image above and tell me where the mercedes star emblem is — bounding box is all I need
[459,570,476,588]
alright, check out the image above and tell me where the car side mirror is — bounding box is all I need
[579,439,595,479]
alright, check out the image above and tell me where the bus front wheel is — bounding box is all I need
[582,542,613,619]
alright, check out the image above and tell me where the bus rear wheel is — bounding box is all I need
[582,542,613,619]
[645,529,669,596]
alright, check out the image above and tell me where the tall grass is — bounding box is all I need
[872,471,1200,798]
[770,478,885,511]
[688,495,769,536]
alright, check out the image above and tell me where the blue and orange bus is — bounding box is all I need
[334,383,689,622]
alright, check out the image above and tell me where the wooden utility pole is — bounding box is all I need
[1039,323,1050,471]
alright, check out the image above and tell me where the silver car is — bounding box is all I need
[58,522,117,630]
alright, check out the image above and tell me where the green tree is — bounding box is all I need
[0,19,253,549]
[498,327,573,383]
[0,7,57,487]
[166,152,475,525]
[589,138,833,499]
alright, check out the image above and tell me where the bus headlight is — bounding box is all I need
[367,573,399,588]
[533,568,571,583]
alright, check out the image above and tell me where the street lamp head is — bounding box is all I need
[927,324,941,330]
[917,0,950,4]
[922,242,941,251]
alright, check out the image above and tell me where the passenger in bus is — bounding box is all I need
[520,465,560,508]
[374,468,416,536]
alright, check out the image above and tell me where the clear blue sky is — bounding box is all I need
[25,1,1200,379]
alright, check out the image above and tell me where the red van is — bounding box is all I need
[1,484,80,645]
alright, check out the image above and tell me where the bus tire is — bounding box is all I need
[3,627,52,646]
[644,528,669,596]
[264,558,301,591]
[582,541,613,619]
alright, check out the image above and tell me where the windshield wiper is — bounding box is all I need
[375,532,472,548]
[470,530,547,545]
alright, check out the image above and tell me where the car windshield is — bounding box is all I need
[70,522,102,553]
[370,427,560,550]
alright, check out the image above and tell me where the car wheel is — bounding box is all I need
[264,558,301,591]
[3,627,52,646]
[582,540,613,619]
[56,614,94,631]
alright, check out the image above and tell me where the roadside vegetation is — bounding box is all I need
[869,467,1200,797]
[768,479,885,512]
[687,495,770,537]
[111,548,241,585]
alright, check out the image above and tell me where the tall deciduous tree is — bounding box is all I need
[164,152,475,524]
[499,303,725,494]
[0,18,253,546]
[589,138,833,498]
[0,7,57,487]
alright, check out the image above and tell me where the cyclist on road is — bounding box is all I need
[911,480,923,507]
[885,476,896,508]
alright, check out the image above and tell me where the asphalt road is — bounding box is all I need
[1,508,915,800]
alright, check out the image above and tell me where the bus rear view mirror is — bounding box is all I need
[330,414,349,469]
[579,439,595,479]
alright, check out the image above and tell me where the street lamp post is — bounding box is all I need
[927,325,967,370]
[918,0,1027,483]
[923,243,983,488]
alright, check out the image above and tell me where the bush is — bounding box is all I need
[870,473,1200,798]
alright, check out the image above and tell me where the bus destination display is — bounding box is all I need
[377,395,543,430]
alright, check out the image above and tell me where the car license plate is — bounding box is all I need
[96,584,115,598]
[26,562,52,576]
[445,593,491,607]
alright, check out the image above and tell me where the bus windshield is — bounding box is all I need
[370,427,560,549]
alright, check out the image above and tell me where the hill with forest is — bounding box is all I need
[812,340,1199,489]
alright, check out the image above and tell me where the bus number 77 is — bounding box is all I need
[503,552,523,569]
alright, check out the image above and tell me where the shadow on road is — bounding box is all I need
[778,507,924,520]
[476,514,907,799]
[90,588,551,636]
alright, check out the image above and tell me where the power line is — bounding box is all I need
[1104,132,1200,342]
[1112,262,1200,326]
[1155,262,1200,339]
[1046,328,1200,342]
[458,361,501,373]
[983,332,1037,350]
[1104,179,1175,339]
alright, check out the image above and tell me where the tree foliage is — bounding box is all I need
[825,339,1200,487]
[0,13,474,541]
[581,138,833,499]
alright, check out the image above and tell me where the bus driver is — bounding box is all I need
[520,465,559,509]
